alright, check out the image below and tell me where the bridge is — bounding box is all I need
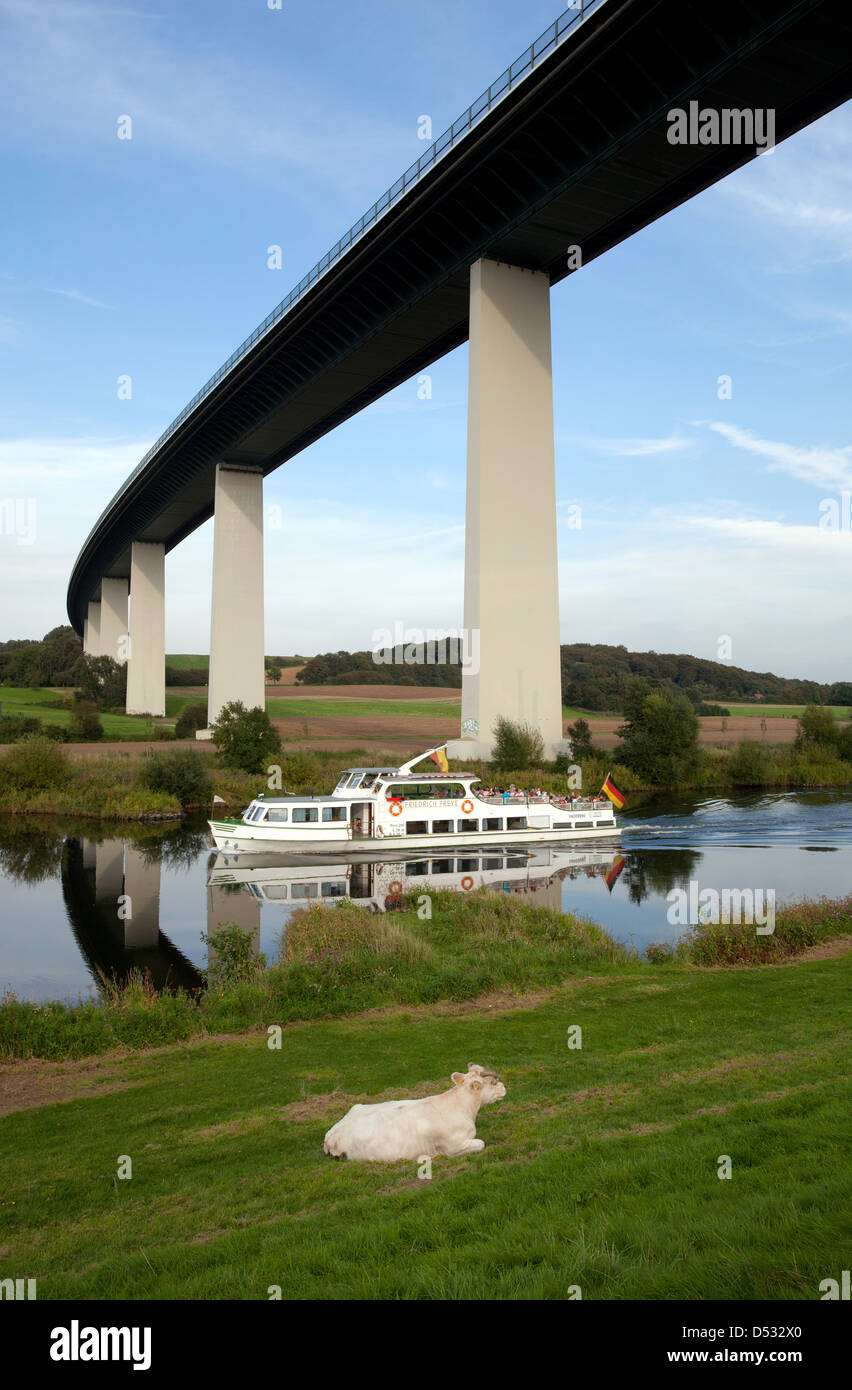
[67,0,852,755]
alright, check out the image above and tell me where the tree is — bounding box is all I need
[211,701,281,773]
[794,704,837,750]
[566,717,594,761]
[174,702,209,739]
[265,664,282,684]
[73,654,126,709]
[70,703,104,741]
[616,681,700,785]
[491,716,545,769]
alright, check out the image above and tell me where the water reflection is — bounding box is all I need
[62,837,203,994]
[207,843,626,915]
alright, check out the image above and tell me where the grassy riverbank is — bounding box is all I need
[0,738,851,820]
[1,892,849,1062]
[0,930,848,1299]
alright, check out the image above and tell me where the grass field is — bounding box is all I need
[1,948,847,1299]
[0,687,158,738]
[165,654,209,669]
[724,704,850,719]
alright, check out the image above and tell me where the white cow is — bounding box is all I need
[323,1062,507,1161]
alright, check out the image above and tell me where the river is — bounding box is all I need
[1,790,849,1001]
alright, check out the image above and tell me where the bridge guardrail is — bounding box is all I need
[102,0,608,513]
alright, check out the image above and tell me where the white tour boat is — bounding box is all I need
[208,747,622,855]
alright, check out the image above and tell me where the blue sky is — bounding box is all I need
[1,0,851,681]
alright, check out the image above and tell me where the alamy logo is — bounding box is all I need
[371,623,480,675]
[50,1320,152,1371]
[0,498,36,546]
[0,1277,36,1299]
[667,882,775,934]
[667,102,775,152]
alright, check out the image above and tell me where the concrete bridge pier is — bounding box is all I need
[447,258,566,763]
[126,541,166,716]
[99,578,129,665]
[205,462,266,731]
[84,600,101,656]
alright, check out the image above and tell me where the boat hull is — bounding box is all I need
[208,818,621,856]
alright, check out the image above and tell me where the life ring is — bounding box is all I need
[389,880,402,895]
[461,799,474,814]
[461,875,474,890]
[389,800,403,816]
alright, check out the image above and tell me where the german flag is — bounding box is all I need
[429,746,449,772]
[604,854,626,893]
[601,773,626,809]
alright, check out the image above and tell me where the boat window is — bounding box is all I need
[573,820,593,829]
[430,858,453,874]
[360,772,376,788]
[552,820,573,829]
[482,857,503,869]
[266,808,288,823]
[347,773,363,787]
[406,820,429,836]
[322,806,347,822]
[483,817,503,832]
[388,783,466,800]
[321,882,347,897]
[263,885,288,899]
[456,858,478,872]
[506,816,527,830]
[335,775,350,789]
[431,819,452,834]
[457,819,479,833]
[405,861,429,876]
[252,807,267,822]
[291,883,318,899]
[506,856,527,868]
[292,807,318,823]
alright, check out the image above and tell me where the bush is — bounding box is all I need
[201,922,266,988]
[211,701,281,773]
[727,739,772,786]
[70,703,104,741]
[698,703,731,717]
[0,715,41,742]
[0,734,70,790]
[492,716,545,769]
[165,666,209,687]
[141,748,213,807]
[41,723,70,742]
[795,704,837,750]
[174,701,209,739]
[835,723,852,763]
[645,941,676,964]
[277,749,321,789]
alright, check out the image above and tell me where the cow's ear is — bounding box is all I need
[451,1072,465,1085]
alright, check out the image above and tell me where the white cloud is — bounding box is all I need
[569,433,690,458]
[45,287,109,309]
[699,420,852,491]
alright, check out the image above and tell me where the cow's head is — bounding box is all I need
[451,1062,506,1103]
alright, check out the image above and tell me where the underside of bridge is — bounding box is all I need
[67,0,852,743]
